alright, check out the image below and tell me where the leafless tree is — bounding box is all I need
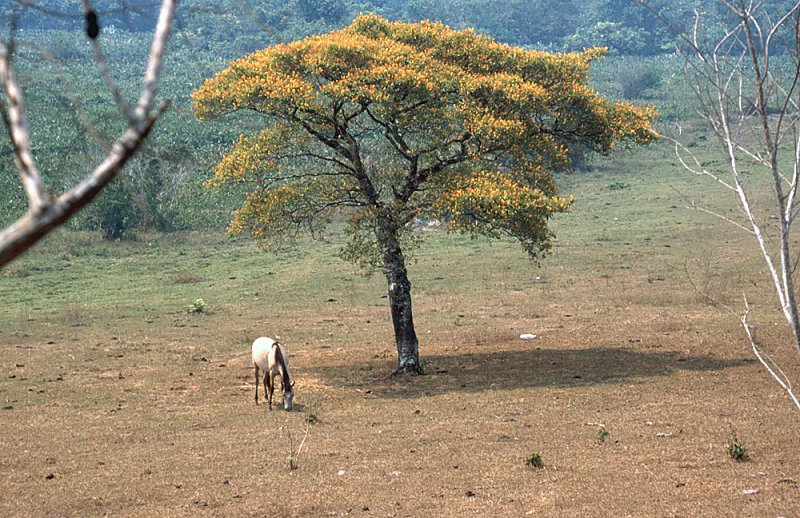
[636,0,800,410]
[0,0,176,267]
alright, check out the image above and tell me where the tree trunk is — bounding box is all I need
[379,223,419,375]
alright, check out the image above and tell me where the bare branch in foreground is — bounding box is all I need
[0,0,177,268]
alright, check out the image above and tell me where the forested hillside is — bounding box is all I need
[0,0,788,237]
[9,0,800,55]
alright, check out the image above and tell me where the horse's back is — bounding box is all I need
[252,336,275,369]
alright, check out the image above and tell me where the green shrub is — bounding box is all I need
[83,178,141,241]
[619,60,661,100]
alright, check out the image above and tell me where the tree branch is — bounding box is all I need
[0,0,176,268]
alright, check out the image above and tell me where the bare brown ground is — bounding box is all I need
[2,154,800,516]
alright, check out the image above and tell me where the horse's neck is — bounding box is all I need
[281,363,291,388]
[275,346,291,387]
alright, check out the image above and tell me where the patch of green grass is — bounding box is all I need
[727,430,750,462]
[524,452,544,469]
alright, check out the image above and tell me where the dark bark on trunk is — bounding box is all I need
[380,223,419,375]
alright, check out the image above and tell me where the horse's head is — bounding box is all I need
[282,381,295,411]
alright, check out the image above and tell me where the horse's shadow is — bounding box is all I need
[307,346,752,399]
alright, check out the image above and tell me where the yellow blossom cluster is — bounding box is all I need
[425,168,574,260]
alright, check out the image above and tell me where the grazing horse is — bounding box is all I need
[252,337,294,410]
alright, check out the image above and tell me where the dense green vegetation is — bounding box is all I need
[0,0,738,239]
[14,0,800,54]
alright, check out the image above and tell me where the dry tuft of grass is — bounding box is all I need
[169,272,203,284]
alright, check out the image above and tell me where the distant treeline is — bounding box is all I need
[6,0,800,56]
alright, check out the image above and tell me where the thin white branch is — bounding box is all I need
[0,41,50,215]
[135,0,173,122]
[80,1,134,123]
[89,39,135,124]
[685,201,755,234]
[668,136,735,190]
[738,292,800,412]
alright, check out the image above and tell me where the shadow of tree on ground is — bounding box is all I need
[309,346,753,399]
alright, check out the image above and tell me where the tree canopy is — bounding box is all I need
[192,14,657,373]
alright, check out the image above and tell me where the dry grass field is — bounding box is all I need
[2,137,800,517]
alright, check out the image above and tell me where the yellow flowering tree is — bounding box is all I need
[193,15,656,374]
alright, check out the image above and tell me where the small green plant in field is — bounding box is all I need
[727,431,749,462]
[416,357,427,375]
[305,398,321,424]
[280,424,309,471]
[596,427,610,443]
[185,298,206,314]
[606,181,628,191]
[524,452,544,469]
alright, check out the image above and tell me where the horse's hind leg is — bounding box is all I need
[254,364,260,406]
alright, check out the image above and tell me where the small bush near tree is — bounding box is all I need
[84,178,141,241]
